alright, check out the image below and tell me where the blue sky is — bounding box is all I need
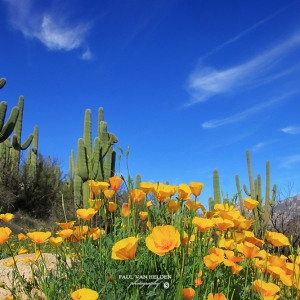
[1,0,300,207]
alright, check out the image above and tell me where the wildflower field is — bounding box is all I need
[0,170,299,300]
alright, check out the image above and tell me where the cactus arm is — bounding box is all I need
[77,138,89,181]
[235,175,245,216]
[0,78,6,89]
[83,109,92,158]
[20,134,33,150]
[0,105,19,143]
[135,174,141,189]
[246,150,255,199]
[213,169,221,204]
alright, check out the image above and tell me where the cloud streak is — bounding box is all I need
[280,154,300,168]
[281,126,300,134]
[202,93,292,129]
[185,33,300,106]
[1,0,91,51]
[204,2,297,58]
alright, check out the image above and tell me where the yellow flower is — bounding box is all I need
[253,279,280,300]
[111,237,139,260]
[244,198,259,210]
[5,258,18,267]
[203,253,223,270]
[88,199,103,211]
[237,242,260,259]
[146,225,180,256]
[192,217,214,232]
[76,208,97,221]
[140,182,154,194]
[89,180,110,195]
[213,218,234,231]
[130,189,146,204]
[107,202,118,212]
[0,213,14,222]
[57,229,73,239]
[18,233,27,241]
[5,296,14,300]
[185,201,204,211]
[139,211,148,221]
[189,182,204,197]
[122,203,129,218]
[167,200,180,214]
[178,184,191,200]
[208,293,227,300]
[18,246,28,254]
[146,200,153,208]
[49,237,63,248]
[194,271,202,287]
[266,231,290,247]
[109,176,123,191]
[71,288,99,300]
[56,221,76,229]
[182,287,195,300]
[27,231,51,244]
[104,189,115,199]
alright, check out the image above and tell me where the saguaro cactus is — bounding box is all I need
[28,126,39,177]
[6,96,34,176]
[73,107,118,208]
[235,150,277,237]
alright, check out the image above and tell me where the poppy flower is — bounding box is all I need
[182,287,195,300]
[167,200,180,214]
[111,236,139,260]
[17,233,27,241]
[108,202,118,212]
[104,189,115,199]
[56,221,76,229]
[139,212,148,221]
[140,182,154,194]
[244,198,259,210]
[122,203,129,218]
[237,241,261,258]
[185,201,204,212]
[57,229,73,239]
[88,199,103,211]
[71,288,99,300]
[76,208,97,221]
[49,237,63,248]
[0,213,14,222]
[213,218,234,231]
[0,227,12,244]
[192,217,214,232]
[109,176,123,191]
[27,231,51,244]
[130,189,146,204]
[178,184,191,200]
[152,183,173,202]
[146,200,153,208]
[194,271,203,287]
[189,182,204,197]
[146,225,180,256]
[265,231,290,247]
[253,279,280,300]
[203,253,223,270]
[89,180,109,195]
[208,293,227,300]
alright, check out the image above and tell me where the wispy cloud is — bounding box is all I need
[202,93,292,129]
[1,0,92,51]
[185,33,300,106]
[281,126,300,134]
[80,48,93,60]
[204,3,296,58]
[251,140,277,152]
[280,154,300,168]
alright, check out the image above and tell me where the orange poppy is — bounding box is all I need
[109,176,123,191]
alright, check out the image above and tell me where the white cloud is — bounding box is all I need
[1,0,91,51]
[185,33,300,106]
[202,93,292,129]
[281,126,300,134]
[80,48,93,60]
[280,154,300,168]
